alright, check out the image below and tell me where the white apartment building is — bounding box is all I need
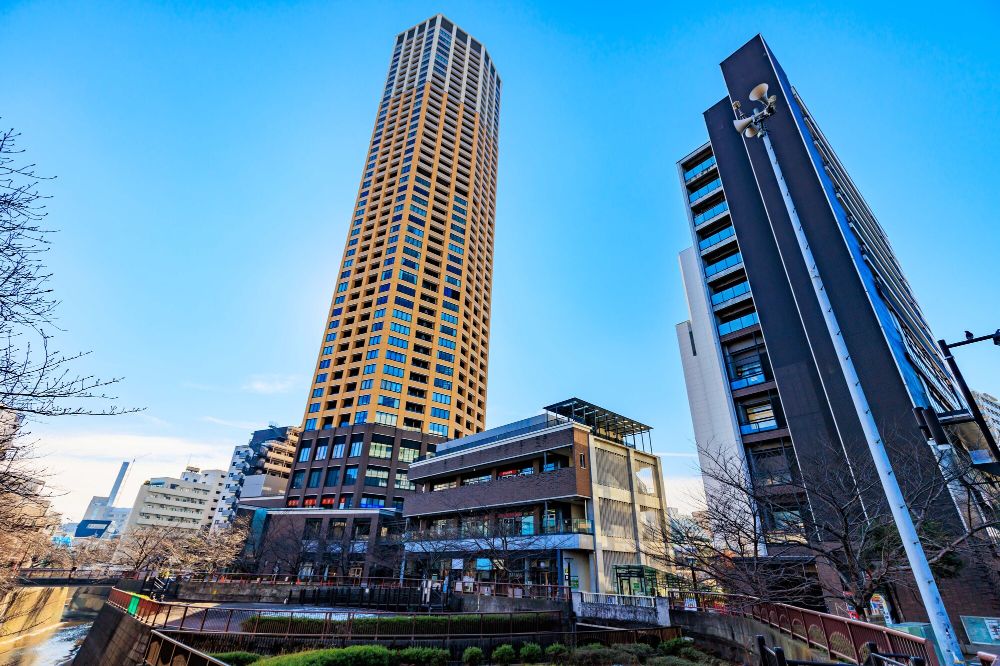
[212,425,297,530]
[974,390,1000,442]
[123,466,226,534]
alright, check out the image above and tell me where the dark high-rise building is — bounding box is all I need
[675,35,1000,634]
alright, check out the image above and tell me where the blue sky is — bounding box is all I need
[4,0,999,520]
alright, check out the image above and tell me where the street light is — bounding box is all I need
[934,330,1000,461]
[733,83,965,665]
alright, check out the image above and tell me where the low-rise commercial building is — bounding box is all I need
[403,399,672,594]
[248,424,443,578]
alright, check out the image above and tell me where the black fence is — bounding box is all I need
[758,635,928,666]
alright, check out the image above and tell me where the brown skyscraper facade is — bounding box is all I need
[302,15,500,439]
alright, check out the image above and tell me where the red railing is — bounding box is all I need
[182,572,428,588]
[665,589,941,666]
[18,567,142,580]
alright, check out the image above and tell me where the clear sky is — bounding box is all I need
[3,0,999,521]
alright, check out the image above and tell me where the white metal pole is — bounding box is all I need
[759,129,965,665]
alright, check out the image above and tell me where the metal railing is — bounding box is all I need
[17,567,140,580]
[452,580,571,601]
[108,588,563,636]
[578,591,656,608]
[408,518,594,541]
[666,590,940,666]
[412,415,572,463]
[181,572,425,588]
[144,630,227,666]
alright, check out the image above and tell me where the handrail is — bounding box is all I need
[578,591,655,608]
[665,589,940,666]
[109,588,569,643]
[144,630,228,666]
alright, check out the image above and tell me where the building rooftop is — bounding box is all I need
[415,398,654,464]
[544,397,653,450]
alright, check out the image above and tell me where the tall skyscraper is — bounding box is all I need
[301,14,500,440]
[675,35,999,631]
[264,16,501,579]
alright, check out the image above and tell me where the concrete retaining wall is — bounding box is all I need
[571,594,671,627]
[451,594,569,615]
[177,581,332,603]
[73,603,150,666]
[0,585,70,640]
[671,609,834,664]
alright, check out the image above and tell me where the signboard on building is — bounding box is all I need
[74,520,112,538]
[961,616,1000,645]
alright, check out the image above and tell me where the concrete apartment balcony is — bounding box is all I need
[404,466,588,517]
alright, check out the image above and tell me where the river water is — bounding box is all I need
[0,620,92,666]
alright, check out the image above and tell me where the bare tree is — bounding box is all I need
[0,127,138,593]
[114,526,185,572]
[649,434,1000,618]
[171,519,251,573]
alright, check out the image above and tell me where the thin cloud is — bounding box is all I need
[201,416,259,431]
[37,431,234,522]
[241,374,300,395]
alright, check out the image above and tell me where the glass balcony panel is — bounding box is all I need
[688,178,722,203]
[693,201,728,226]
[699,225,735,252]
[684,155,716,181]
[740,418,779,434]
[717,311,758,336]
[711,280,751,305]
[704,252,742,278]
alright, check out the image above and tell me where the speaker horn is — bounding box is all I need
[733,117,754,134]
[749,83,769,102]
[743,125,760,139]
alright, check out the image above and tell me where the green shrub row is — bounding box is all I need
[240,613,556,636]
[209,634,713,666]
[210,652,262,666]
[243,645,449,666]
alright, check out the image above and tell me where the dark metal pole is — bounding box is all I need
[937,338,1000,459]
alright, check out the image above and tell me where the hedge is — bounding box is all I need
[239,612,557,636]
[251,645,448,666]
[210,652,262,666]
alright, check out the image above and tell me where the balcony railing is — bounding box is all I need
[718,311,758,336]
[704,252,742,278]
[692,201,728,226]
[711,280,751,306]
[684,155,716,181]
[730,371,766,391]
[688,178,722,203]
[412,415,571,463]
[699,225,736,252]
[740,418,779,435]
[409,518,594,542]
